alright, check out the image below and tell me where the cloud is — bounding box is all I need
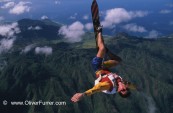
[0,38,15,54]
[85,23,93,31]
[0,16,4,21]
[141,93,157,113]
[160,9,172,14]
[170,21,173,25]
[55,0,61,5]
[147,96,157,113]
[1,1,15,9]
[0,22,21,38]
[166,3,173,8]
[70,13,78,20]
[101,8,148,28]
[35,26,42,30]
[83,15,89,20]
[70,16,76,20]
[145,30,159,38]
[9,1,31,15]
[59,21,85,43]
[41,15,48,20]
[122,23,147,33]
[130,11,148,17]
[21,44,35,53]
[0,0,11,3]
[35,46,53,56]
[28,26,42,30]
[0,22,20,54]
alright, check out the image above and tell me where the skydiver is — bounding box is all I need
[71,26,130,103]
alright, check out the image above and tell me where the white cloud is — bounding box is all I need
[145,30,159,38]
[141,93,157,113]
[70,13,78,20]
[130,11,148,18]
[28,26,42,30]
[167,3,173,8]
[28,26,32,30]
[0,0,11,3]
[35,46,53,56]
[35,26,42,30]
[1,1,15,9]
[170,21,173,25]
[0,38,15,54]
[70,16,76,20]
[9,1,31,15]
[160,9,172,14]
[0,16,4,21]
[85,23,93,31]
[102,8,131,28]
[59,21,85,43]
[0,22,21,38]
[123,23,147,33]
[101,8,148,28]
[83,15,89,20]
[55,0,61,5]
[147,96,157,113]
[0,22,19,54]
[41,15,48,20]
[21,44,35,53]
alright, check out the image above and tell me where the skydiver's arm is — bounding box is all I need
[84,82,111,96]
[71,82,111,103]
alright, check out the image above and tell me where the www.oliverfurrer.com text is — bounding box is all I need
[3,100,66,106]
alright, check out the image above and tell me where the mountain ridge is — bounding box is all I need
[0,19,173,113]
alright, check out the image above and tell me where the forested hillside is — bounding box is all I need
[0,19,173,113]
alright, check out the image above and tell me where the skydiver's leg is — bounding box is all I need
[91,31,106,72]
[96,32,106,58]
[94,27,121,65]
[102,48,122,69]
[106,48,122,62]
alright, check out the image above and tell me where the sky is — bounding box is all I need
[0,0,173,39]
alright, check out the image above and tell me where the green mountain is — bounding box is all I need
[0,19,173,113]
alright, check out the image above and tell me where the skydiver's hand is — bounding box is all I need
[71,93,84,103]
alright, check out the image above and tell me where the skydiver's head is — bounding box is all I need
[117,82,131,98]
[119,88,131,98]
